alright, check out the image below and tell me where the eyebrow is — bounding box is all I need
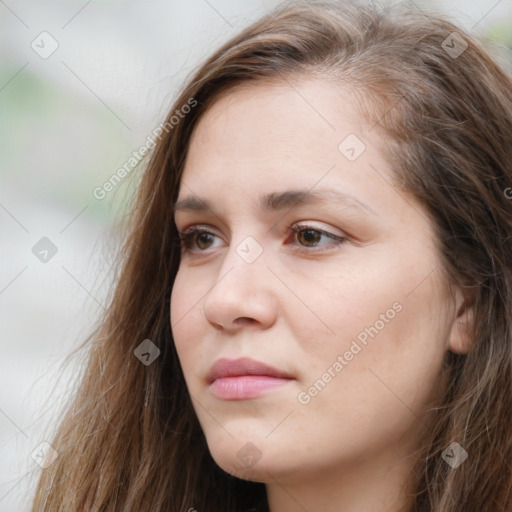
[172,188,378,217]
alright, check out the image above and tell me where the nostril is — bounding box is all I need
[234,317,256,326]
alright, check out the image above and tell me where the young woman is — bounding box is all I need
[30,1,512,511]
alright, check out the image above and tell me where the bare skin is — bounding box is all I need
[170,78,472,512]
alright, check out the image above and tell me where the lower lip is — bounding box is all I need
[209,376,293,400]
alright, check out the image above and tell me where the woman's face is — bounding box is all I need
[170,79,457,484]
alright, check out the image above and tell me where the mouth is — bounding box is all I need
[207,357,295,400]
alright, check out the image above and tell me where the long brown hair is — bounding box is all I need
[30,1,512,510]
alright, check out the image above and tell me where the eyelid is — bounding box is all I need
[175,219,344,237]
[175,222,348,255]
[291,221,346,239]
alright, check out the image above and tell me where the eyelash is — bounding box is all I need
[174,223,347,255]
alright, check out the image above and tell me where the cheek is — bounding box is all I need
[170,267,204,332]
[296,258,448,403]
[170,270,204,379]
[170,270,188,336]
[289,287,447,464]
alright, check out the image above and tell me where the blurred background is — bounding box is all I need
[1,0,511,510]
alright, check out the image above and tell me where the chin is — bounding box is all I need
[204,433,281,483]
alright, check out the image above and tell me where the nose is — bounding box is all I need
[202,238,278,331]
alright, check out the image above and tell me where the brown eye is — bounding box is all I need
[289,224,347,253]
[177,227,220,252]
[296,228,322,247]
[176,223,347,256]
[196,232,215,250]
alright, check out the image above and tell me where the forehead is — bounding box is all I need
[188,78,369,160]
[183,80,373,182]
[177,78,422,227]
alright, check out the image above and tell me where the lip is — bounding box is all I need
[207,357,294,400]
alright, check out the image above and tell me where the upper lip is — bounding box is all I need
[207,357,294,384]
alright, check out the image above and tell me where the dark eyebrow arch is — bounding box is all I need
[172,188,378,217]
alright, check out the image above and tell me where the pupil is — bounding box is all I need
[198,233,212,249]
[301,229,320,246]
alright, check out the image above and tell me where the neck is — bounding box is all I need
[265,438,422,512]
